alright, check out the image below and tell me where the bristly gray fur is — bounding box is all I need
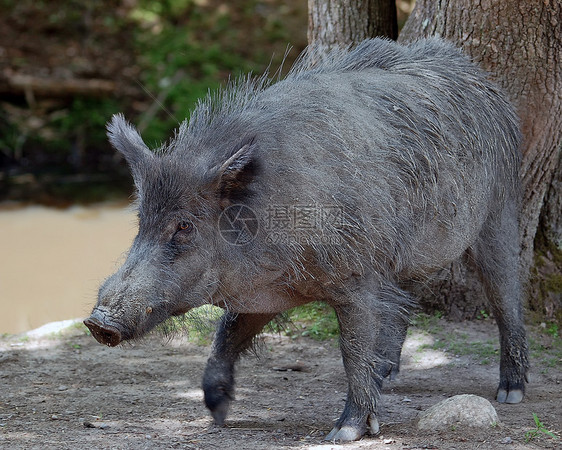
[88,38,528,441]
[158,37,521,286]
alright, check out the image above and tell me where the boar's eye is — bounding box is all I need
[169,219,196,250]
[177,220,194,233]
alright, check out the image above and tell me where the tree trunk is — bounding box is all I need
[399,0,562,319]
[308,0,397,51]
[541,153,562,249]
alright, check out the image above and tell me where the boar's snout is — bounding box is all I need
[84,315,122,347]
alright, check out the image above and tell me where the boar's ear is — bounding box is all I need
[211,142,258,207]
[106,114,154,186]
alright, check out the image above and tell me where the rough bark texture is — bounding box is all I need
[398,0,562,319]
[308,0,398,51]
[541,154,562,249]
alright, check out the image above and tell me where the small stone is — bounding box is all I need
[401,397,412,402]
[57,385,68,391]
[417,394,499,431]
[500,436,513,444]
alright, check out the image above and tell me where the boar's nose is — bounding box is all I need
[84,316,122,347]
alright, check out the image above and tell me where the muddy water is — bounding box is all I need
[0,204,137,334]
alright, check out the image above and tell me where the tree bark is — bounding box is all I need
[541,153,562,249]
[308,0,398,51]
[399,0,562,318]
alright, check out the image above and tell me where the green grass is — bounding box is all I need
[545,322,559,338]
[409,311,444,335]
[156,302,561,356]
[410,312,501,364]
[157,304,224,345]
[476,309,490,320]
[524,413,559,442]
[424,338,499,362]
[282,302,340,341]
[157,302,340,344]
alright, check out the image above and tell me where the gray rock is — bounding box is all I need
[417,394,499,431]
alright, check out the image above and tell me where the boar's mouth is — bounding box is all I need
[84,316,122,347]
[84,311,128,347]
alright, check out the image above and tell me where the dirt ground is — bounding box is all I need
[0,318,560,449]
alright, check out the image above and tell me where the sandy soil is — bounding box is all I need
[0,317,560,449]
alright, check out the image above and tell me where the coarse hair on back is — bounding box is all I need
[184,38,474,132]
[163,37,521,286]
[180,37,519,179]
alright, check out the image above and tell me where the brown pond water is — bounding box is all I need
[0,204,137,334]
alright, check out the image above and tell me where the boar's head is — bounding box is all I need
[84,114,260,346]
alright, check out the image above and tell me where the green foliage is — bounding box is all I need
[524,413,559,442]
[157,302,340,344]
[2,0,305,204]
[156,304,224,345]
[546,322,559,338]
[129,0,286,145]
[0,113,26,161]
[476,309,490,320]
[410,311,444,334]
[134,34,247,144]
[281,302,340,341]
[40,98,122,164]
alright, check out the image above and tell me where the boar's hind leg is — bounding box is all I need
[472,200,529,404]
[326,285,410,441]
[202,312,276,426]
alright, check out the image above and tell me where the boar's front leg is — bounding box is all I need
[202,312,276,426]
[326,283,411,441]
[374,303,409,381]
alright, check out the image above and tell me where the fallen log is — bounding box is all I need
[5,74,115,98]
